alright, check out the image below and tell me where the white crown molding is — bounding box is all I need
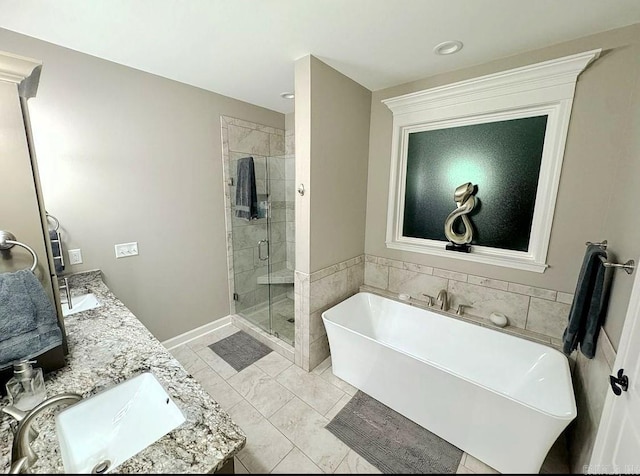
[382,49,601,115]
[0,50,42,84]
[383,49,601,273]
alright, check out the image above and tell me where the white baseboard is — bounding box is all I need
[162,316,232,350]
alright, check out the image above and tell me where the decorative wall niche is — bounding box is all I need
[383,49,601,273]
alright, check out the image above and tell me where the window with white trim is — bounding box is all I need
[383,49,600,273]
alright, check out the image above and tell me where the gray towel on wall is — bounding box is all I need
[49,229,65,275]
[235,156,258,220]
[562,244,609,359]
[0,269,63,369]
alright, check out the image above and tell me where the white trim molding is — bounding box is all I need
[383,49,601,273]
[161,315,232,350]
[0,50,41,84]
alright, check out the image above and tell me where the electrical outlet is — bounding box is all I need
[115,242,139,258]
[68,249,83,265]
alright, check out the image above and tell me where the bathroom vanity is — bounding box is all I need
[0,270,245,473]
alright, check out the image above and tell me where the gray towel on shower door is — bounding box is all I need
[562,244,608,358]
[235,156,258,220]
[0,269,63,369]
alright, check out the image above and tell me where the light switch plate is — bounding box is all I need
[68,249,83,265]
[115,242,138,258]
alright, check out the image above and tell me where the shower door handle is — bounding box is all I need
[258,239,269,261]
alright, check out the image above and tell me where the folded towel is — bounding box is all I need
[0,269,63,369]
[562,244,609,358]
[49,229,65,275]
[235,156,258,221]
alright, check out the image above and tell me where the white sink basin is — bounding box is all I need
[55,372,186,473]
[62,293,101,317]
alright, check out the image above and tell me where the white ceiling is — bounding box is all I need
[1,0,640,113]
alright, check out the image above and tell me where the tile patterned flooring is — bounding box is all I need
[170,323,568,474]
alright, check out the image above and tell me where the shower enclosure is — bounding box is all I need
[226,151,295,346]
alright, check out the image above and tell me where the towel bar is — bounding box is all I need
[0,230,38,272]
[585,240,635,275]
[46,212,60,231]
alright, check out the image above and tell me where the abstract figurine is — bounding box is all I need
[444,182,477,252]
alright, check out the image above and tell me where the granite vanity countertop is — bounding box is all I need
[0,270,246,473]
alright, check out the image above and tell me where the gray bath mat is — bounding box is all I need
[208,331,272,371]
[326,391,463,474]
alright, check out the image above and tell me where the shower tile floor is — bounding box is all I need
[169,323,570,474]
[242,297,295,345]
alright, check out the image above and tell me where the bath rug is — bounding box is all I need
[326,390,463,474]
[208,331,272,371]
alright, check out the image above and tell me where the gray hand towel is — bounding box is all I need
[562,244,608,358]
[49,229,65,275]
[235,156,258,220]
[0,269,63,369]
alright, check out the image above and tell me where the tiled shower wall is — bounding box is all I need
[285,114,295,271]
[221,116,287,314]
[295,255,365,370]
[364,254,574,344]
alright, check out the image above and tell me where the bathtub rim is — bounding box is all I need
[322,292,577,421]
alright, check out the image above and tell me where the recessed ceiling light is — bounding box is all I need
[280,92,295,99]
[433,40,463,56]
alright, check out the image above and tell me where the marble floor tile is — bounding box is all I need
[311,356,331,375]
[271,447,323,474]
[253,350,293,378]
[227,365,294,418]
[187,324,239,351]
[276,365,346,414]
[234,457,249,474]
[324,393,353,421]
[195,346,238,380]
[462,453,498,474]
[456,462,475,474]
[319,365,357,396]
[169,345,208,374]
[227,400,293,473]
[334,449,382,474]
[269,397,350,473]
[190,366,243,411]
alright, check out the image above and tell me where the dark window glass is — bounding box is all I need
[402,115,548,252]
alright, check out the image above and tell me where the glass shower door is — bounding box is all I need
[230,154,295,347]
[231,155,272,335]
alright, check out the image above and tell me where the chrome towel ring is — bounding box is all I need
[0,230,38,272]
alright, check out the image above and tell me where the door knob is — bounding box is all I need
[609,368,629,396]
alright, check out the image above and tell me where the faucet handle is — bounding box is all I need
[456,304,471,316]
[422,294,434,307]
[2,406,39,442]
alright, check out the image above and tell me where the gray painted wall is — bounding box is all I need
[297,55,371,274]
[0,28,284,341]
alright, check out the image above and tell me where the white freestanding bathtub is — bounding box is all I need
[322,292,576,474]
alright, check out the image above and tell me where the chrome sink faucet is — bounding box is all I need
[8,393,82,474]
[436,289,449,311]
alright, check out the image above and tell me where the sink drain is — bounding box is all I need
[92,460,111,474]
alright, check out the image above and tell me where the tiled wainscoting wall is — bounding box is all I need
[364,254,574,345]
[295,256,365,371]
[221,116,294,315]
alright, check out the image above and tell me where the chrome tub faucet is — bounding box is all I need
[436,289,448,311]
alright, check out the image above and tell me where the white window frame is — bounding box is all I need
[383,49,601,273]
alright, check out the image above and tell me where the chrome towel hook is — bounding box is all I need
[0,230,38,272]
